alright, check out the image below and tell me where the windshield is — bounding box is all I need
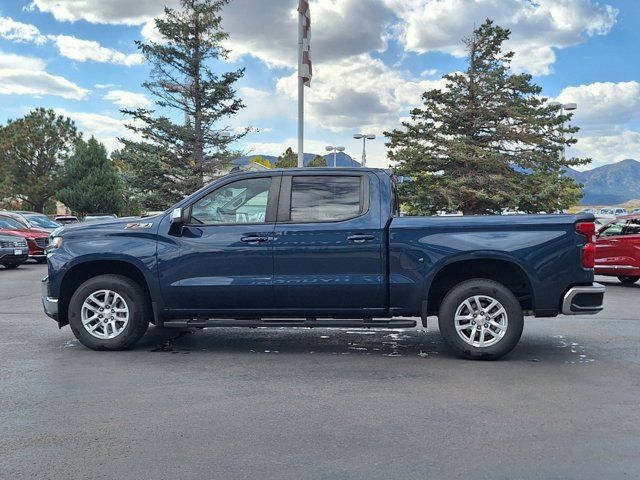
[25,214,61,228]
[0,217,25,229]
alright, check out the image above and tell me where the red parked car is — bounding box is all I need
[0,214,50,263]
[595,215,640,284]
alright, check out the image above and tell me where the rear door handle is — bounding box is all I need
[347,234,375,243]
[241,235,269,243]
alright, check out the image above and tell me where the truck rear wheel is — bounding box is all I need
[68,274,149,351]
[438,279,523,360]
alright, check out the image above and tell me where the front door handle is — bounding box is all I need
[347,234,375,243]
[241,235,269,243]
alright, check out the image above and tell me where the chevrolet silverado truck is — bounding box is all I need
[42,168,605,359]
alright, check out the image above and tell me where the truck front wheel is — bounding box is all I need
[68,274,150,351]
[438,279,524,360]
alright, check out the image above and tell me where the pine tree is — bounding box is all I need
[385,20,588,215]
[0,109,78,212]
[120,0,246,208]
[57,137,124,216]
[276,147,298,168]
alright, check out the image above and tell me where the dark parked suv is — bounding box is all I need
[0,233,28,269]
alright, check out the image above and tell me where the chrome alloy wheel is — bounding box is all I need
[81,290,130,340]
[454,295,508,348]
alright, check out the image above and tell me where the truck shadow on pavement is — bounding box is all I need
[116,325,597,365]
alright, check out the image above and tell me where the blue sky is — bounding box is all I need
[1,0,639,169]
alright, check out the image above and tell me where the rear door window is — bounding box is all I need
[289,176,364,223]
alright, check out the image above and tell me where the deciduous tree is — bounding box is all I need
[308,155,327,167]
[276,147,298,168]
[0,108,78,212]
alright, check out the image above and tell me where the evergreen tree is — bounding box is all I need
[120,0,246,208]
[276,147,298,168]
[0,109,78,212]
[57,137,124,216]
[308,155,327,167]
[385,20,588,215]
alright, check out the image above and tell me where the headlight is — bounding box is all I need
[50,236,63,249]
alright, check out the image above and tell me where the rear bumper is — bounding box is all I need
[562,283,605,315]
[41,276,58,320]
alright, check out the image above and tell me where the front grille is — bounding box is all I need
[34,237,49,248]
[1,241,27,248]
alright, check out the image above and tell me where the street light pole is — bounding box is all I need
[353,134,376,167]
[325,146,345,168]
[549,102,577,161]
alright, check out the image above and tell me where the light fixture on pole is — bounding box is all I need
[353,134,376,167]
[325,146,345,168]
[548,102,577,161]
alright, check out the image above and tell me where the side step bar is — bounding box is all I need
[162,318,417,329]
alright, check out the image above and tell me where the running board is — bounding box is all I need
[162,318,417,329]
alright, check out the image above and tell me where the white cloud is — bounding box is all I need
[51,35,144,66]
[30,0,393,67]
[223,0,393,68]
[0,51,89,100]
[570,131,640,168]
[276,54,447,133]
[556,81,640,134]
[385,0,618,75]
[0,15,47,44]
[104,90,151,109]
[0,51,45,71]
[28,0,169,25]
[54,108,137,152]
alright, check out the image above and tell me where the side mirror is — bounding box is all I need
[169,207,190,236]
[170,207,184,226]
[170,207,190,225]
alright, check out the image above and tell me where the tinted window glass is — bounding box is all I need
[622,219,640,235]
[599,222,625,237]
[290,176,362,222]
[191,177,272,225]
[0,216,25,229]
[25,215,61,228]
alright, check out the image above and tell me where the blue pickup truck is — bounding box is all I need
[42,168,604,359]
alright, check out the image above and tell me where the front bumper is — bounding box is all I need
[0,252,28,263]
[41,276,59,320]
[562,283,605,315]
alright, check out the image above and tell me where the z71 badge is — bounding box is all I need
[124,223,153,230]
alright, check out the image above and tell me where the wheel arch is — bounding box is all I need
[58,259,156,326]
[426,257,534,316]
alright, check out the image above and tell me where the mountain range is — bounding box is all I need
[236,154,640,206]
[565,159,640,205]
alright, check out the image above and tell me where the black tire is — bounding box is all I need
[617,276,639,285]
[68,274,150,351]
[35,257,47,264]
[438,279,524,360]
[3,263,21,269]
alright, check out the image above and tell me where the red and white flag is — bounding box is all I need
[298,0,312,87]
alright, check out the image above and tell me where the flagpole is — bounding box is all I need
[297,10,304,168]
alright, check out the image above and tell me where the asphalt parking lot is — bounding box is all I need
[1,264,639,480]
